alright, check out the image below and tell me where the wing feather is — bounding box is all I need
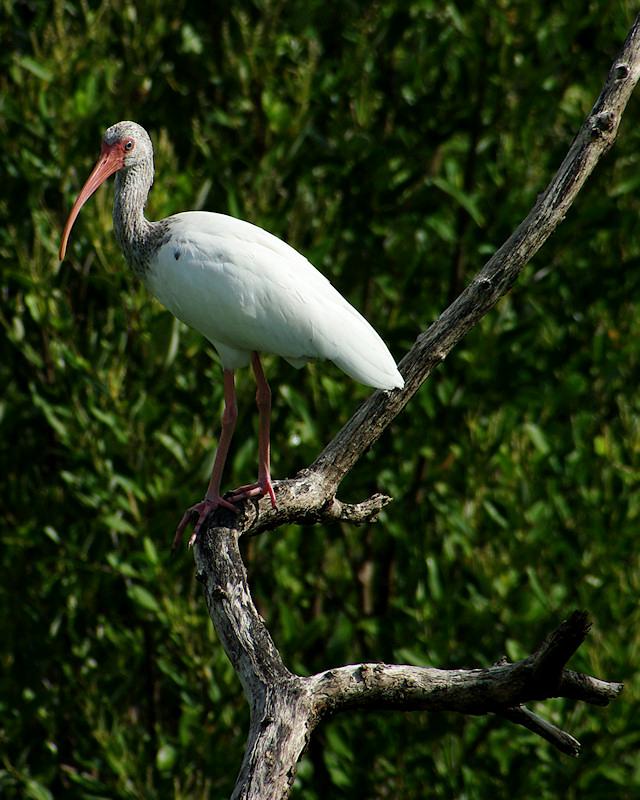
[145,212,403,389]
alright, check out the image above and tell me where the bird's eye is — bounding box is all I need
[124,140,134,152]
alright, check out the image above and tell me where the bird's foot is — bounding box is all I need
[173,494,238,551]
[227,476,277,509]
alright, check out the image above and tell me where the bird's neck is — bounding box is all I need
[113,159,158,276]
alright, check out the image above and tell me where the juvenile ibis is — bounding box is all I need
[59,121,404,547]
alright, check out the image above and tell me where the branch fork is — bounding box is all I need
[195,524,623,799]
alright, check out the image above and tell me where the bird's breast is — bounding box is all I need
[146,233,308,358]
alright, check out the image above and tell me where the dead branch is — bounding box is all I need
[194,528,623,800]
[191,14,640,800]
[233,12,640,535]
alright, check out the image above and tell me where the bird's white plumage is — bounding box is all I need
[145,211,404,390]
[59,120,404,541]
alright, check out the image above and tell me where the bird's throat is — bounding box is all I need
[113,160,156,276]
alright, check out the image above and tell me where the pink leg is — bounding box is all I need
[173,369,239,549]
[227,352,277,508]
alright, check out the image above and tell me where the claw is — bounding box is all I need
[172,494,239,551]
[227,476,277,509]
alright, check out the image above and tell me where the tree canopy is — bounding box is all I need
[1,1,639,797]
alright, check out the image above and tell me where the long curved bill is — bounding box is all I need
[59,144,123,261]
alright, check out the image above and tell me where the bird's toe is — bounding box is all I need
[227,478,277,509]
[172,495,239,550]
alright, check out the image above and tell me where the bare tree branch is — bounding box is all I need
[191,15,640,800]
[206,12,640,540]
[308,612,621,718]
[194,528,623,799]
[309,14,640,493]
[496,707,582,758]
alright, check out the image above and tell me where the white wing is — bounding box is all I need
[145,212,404,390]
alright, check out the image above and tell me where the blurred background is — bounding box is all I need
[2,1,640,797]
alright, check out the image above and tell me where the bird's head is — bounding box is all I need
[59,121,153,261]
[102,121,153,170]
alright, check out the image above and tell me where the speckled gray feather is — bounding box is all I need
[105,121,172,277]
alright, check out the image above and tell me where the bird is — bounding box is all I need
[59,121,404,547]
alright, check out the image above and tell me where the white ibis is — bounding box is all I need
[59,121,404,547]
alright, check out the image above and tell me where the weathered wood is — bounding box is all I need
[192,15,640,800]
[194,528,623,799]
[307,612,622,719]
[187,14,640,542]
[496,707,582,758]
[310,12,640,493]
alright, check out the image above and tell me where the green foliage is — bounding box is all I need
[1,0,640,797]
